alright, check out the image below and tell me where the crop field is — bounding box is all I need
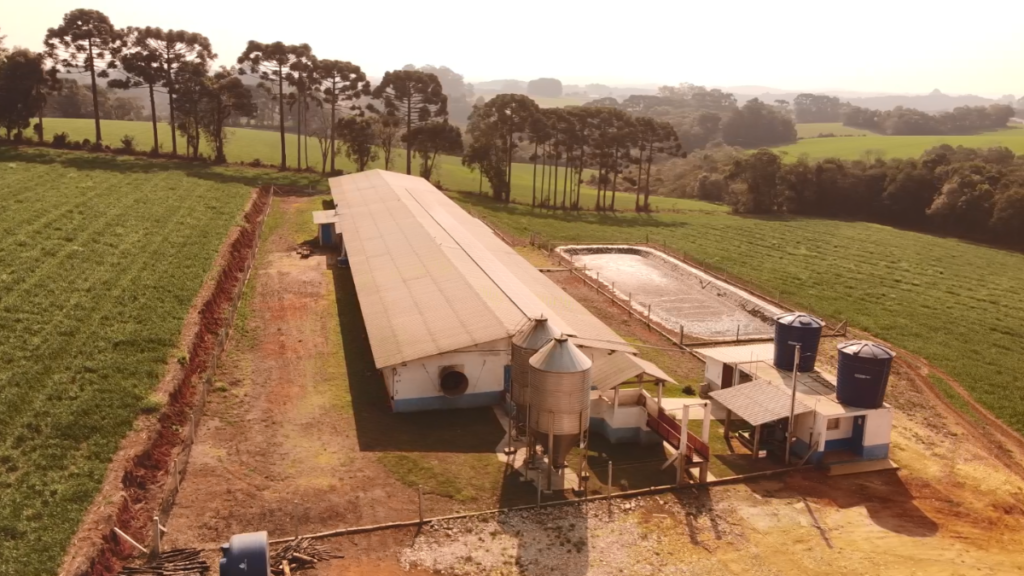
[0,148,255,574]
[775,124,1024,160]
[795,122,871,138]
[34,118,714,212]
[452,194,1024,434]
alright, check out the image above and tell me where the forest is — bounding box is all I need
[656,143,1024,247]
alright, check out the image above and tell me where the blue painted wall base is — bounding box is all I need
[589,417,663,445]
[793,437,890,464]
[392,390,504,412]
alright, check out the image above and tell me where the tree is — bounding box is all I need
[991,187,1024,244]
[412,65,474,124]
[124,28,214,156]
[108,27,166,152]
[172,60,208,158]
[202,68,256,163]
[317,59,368,173]
[109,95,144,120]
[286,56,319,170]
[336,115,378,171]
[463,93,539,202]
[44,9,122,143]
[404,121,463,181]
[373,114,402,171]
[526,112,551,207]
[635,117,679,211]
[721,98,796,148]
[793,93,842,123]
[726,148,783,213]
[237,41,312,169]
[0,49,51,139]
[369,69,448,175]
[527,78,563,98]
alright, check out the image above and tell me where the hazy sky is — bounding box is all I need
[4,0,1023,97]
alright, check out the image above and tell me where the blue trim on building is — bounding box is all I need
[392,390,504,412]
[791,437,823,464]
[861,443,890,460]
[589,417,662,445]
[824,436,858,452]
[319,223,334,246]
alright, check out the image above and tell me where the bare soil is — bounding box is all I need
[162,205,1024,575]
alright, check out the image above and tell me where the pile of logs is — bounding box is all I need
[271,537,343,574]
[118,548,208,575]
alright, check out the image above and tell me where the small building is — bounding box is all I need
[700,342,892,464]
[321,170,675,415]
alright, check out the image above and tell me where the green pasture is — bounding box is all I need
[776,124,1024,160]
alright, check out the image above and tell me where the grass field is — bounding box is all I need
[795,122,872,138]
[451,194,1024,435]
[0,148,258,575]
[31,118,718,212]
[776,123,1024,160]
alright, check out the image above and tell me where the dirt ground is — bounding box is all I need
[163,200,1024,575]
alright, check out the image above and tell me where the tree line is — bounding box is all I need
[843,104,1016,136]
[463,94,681,212]
[0,9,465,175]
[657,144,1024,247]
[588,85,798,152]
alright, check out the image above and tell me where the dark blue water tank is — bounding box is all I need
[219,531,270,576]
[836,341,895,409]
[773,312,824,372]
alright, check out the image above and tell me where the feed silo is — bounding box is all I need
[836,340,895,408]
[773,312,824,372]
[528,336,592,467]
[511,318,559,428]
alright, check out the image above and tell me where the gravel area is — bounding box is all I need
[400,495,744,576]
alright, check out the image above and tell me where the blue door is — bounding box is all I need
[852,415,866,456]
[320,224,334,247]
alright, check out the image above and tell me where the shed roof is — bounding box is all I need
[330,170,635,369]
[313,210,341,225]
[709,380,813,426]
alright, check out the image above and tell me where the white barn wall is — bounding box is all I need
[387,338,510,412]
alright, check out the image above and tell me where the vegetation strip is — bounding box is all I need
[61,188,272,576]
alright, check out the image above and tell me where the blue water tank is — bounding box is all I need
[773,312,824,372]
[219,531,270,576]
[836,341,895,409]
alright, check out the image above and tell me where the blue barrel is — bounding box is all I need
[219,531,270,576]
[773,312,823,372]
[836,341,895,409]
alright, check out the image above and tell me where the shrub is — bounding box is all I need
[682,384,696,396]
[51,132,70,148]
[248,158,263,168]
[69,140,84,150]
[81,138,92,148]
[119,134,135,152]
[89,140,105,153]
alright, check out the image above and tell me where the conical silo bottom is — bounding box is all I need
[530,428,580,468]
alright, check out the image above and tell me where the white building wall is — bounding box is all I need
[824,415,855,441]
[704,359,724,389]
[863,407,893,446]
[386,338,510,412]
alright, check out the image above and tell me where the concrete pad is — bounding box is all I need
[827,459,900,476]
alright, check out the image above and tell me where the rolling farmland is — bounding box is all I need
[33,118,714,212]
[776,123,1024,160]
[0,148,253,574]
[795,122,872,138]
[453,194,1024,435]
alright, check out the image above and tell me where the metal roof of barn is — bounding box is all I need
[709,379,813,426]
[330,170,635,369]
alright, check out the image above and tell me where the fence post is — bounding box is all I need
[679,324,684,345]
[736,324,740,342]
[149,516,161,560]
[607,461,614,517]
[647,304,652,330]
[418,486,424,523]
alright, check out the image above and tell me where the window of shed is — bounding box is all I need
[826,418,840,431]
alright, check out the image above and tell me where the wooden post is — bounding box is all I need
[149,516,161,560]
[701,401,711,444]
[785,345,801,465]
[657,382,664,412]
[536,468,542,507]
[418,486,424,523]
[613,386,620,415]
[172,459,179,491]
[679,324,684,345]
[753,424,762,459]
[607,461,614,516]
[736,324,740,342]
[724,409,732,441]
[647,304,652,330]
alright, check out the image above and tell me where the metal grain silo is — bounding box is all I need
[836,340,895,409]
[773,312,824,372]
[511,318,559,428]
[528,336,592,467]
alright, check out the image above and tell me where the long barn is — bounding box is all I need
[314,170,673,413]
